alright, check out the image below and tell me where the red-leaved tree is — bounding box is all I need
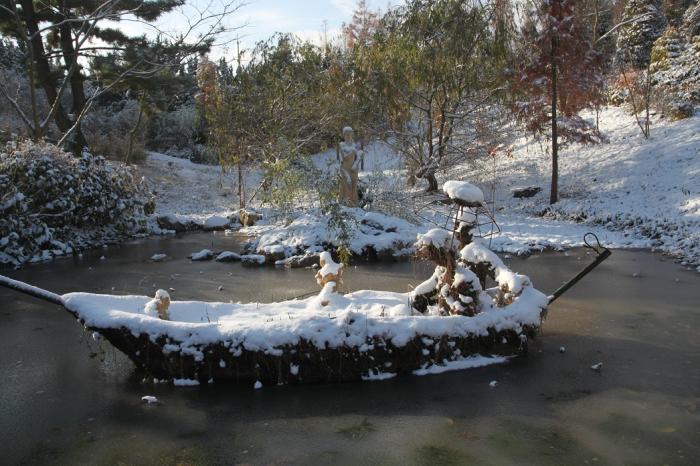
[512,0,604,204]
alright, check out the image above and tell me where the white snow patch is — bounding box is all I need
[413,355,509,376]
[361,371,397,381]
[443,180,485,204]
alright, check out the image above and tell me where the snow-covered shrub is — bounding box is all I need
[0,140,154,266]
[649,14,700,115]
[683,1,700,37]
[148,104,198,155]
[82,99,148,163]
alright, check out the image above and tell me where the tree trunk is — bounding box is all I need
[125,104,144,164]
[58,21,86,113]
[550,7,559,205]
[21,0,73,133]
[238,159,245,209]
[424,171,439,193]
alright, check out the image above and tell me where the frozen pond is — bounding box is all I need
[1,233,698,465]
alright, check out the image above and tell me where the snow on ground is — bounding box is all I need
[458,106,699,266]
[241,208,420,260]
[139,152,239,222]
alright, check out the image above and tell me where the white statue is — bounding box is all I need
[339,126,362,207]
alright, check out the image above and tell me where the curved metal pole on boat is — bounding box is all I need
[548,233,611,304]
[0,274,65,306]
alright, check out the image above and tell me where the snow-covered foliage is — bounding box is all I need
[684,1,700,37]
[649,13,700,113]
[0,141,154,266]
[82,99,148,162]
[148,104,199,158]
[242,208,420,261]
[615,0,668,69]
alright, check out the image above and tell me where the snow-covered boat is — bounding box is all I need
[0,272,546,385]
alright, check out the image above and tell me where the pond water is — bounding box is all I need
[1,233,698,465]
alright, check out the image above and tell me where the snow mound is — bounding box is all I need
[242,208,421,261]
[443,180,484,205]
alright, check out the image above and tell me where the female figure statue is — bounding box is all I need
[339,126,361,207]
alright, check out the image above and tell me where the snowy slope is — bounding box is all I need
[459,107,699,267]
[139,152,239,221]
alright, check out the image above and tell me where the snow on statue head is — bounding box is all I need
[342,126,354,143]
[144,289,171,320]
[315,251,344,306]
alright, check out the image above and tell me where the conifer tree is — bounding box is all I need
[0,0,238,153]
[615,0,668,69]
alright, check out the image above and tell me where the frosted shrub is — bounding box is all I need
[0,141,155,266]
[149,104,198,155]
[83,99,148,163]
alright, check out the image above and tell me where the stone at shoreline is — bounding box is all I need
[216,251,241,262]
[260,245,286,264]
[156,214,199,232]
[202,215,231,231]
[277,253,320,268]
[239,209,263,227]
[190,249,213,261]
[512,186,542,199]
[241,254,265,266]
[157,214,236,232]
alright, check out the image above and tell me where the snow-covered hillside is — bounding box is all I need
[462,107,699,268]
[139,107,699,270]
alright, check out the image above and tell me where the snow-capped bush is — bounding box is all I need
[0,140,155,266]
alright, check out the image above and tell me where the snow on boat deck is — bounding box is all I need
[62,287,546,355]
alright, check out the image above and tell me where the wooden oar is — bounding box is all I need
[0,274,65,306]
[548,233,611,304]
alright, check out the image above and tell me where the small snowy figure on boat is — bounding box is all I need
[144,289,171,320]
[315,251,344,306]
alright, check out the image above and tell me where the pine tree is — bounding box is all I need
[0,1,234,153]
[615,0,668,69]
[511,0,604,204]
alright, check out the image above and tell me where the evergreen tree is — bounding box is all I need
[342,0,380,49]
[615,0,668,69]
[0,0,235,153]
